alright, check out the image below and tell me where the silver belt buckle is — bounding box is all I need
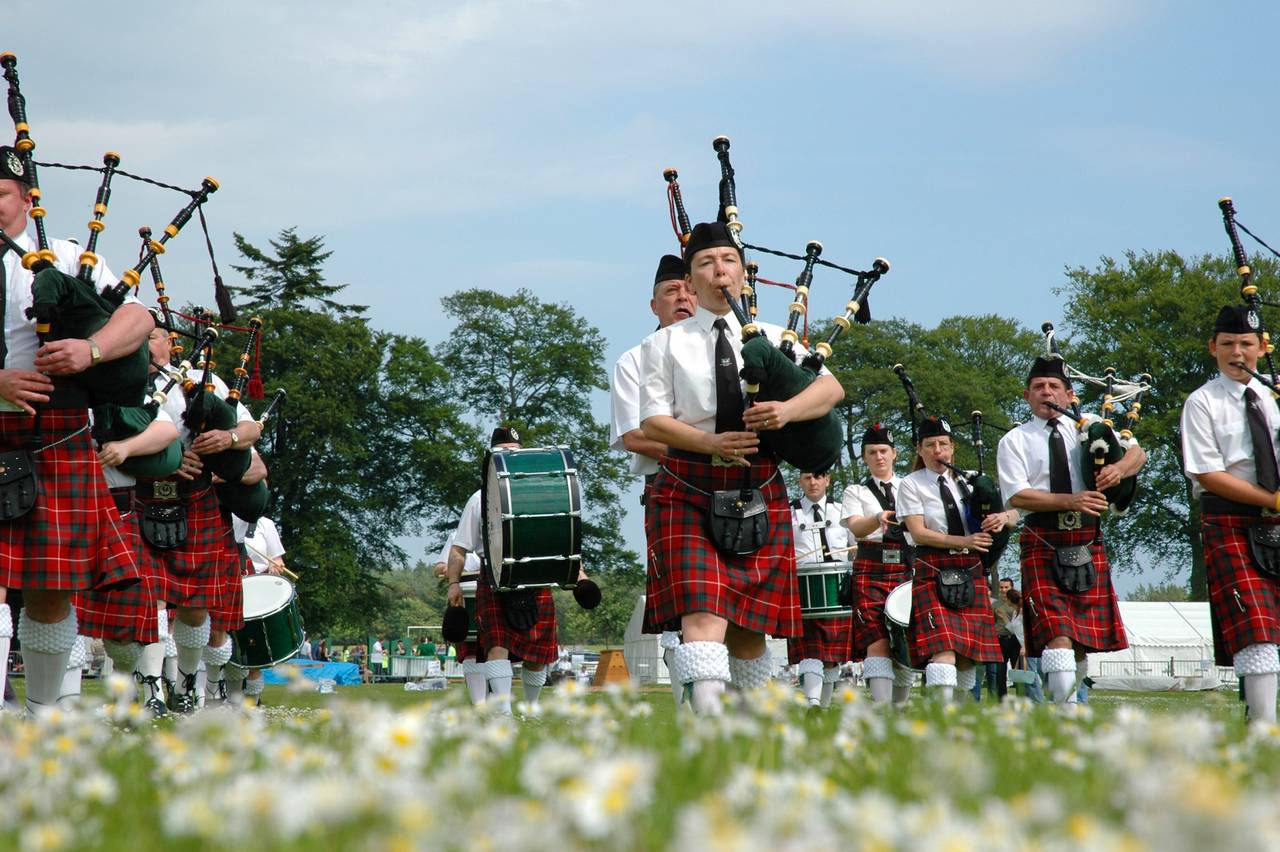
[1264,508,1280,520]
[711,454,735,468]
[1058,511,1082,531]
[152,481,178,500]
[882,547,901,565]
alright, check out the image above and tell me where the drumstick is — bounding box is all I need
[795,543,859,562]
[244,541,298,581]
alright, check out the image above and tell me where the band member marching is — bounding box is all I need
[609,254,694,711]
[1181,305,1280,725]
[996,356,1143,704]
[841,423,916,705]
[639,221,844,715]
[897,416,1013,703]
[788,469,852,708]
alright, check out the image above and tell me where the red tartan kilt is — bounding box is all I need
[474,580,557,664]
[850,551,912,659]
[1202,513,1280,666]
[455,641,480,661]
[137,484,230,611]
[642,452,800,638]
[75,508,161,644]
[1019,523,1127,657]
[908,549,1001,665]
[0,409,138,592]
[787,615,853,665]
[209,538,246,632]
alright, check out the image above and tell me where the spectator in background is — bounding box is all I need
[299,637,313,660]
[992,578,1021,700]
[1006,588,1044,703]
[370,637,385,673]
[395,639,407,656]
[315,638,329,662]
[418,635,436,659]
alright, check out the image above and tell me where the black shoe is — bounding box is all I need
[169,672,199,714]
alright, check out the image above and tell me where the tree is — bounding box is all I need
[231,230,479,633]
[1125,581,1190,602]
[1057,250,1280,598]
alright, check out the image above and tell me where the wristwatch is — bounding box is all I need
[229,430,240,446]
[86,337,102,366]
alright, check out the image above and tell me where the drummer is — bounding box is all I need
[446,427,599,714]
[787,469,852,709]
[896,416,1012,703]
[437,530,485,705]
[226,506,285,707]
[840,423,916,705]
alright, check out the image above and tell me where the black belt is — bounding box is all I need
[137,474,211,501]
[855,541,913,565]
[916,545,984,560]
[109,486,134,514]
[46,381,89,410]
[1200,494,1272,518]
[1025,511,1098,532]
[668,449,714,463]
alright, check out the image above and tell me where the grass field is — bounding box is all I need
[1,677,1276,851]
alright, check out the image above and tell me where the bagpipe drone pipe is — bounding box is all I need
[1219,197,1280,390]
[664,136,891,472]
[1039,322,1150,515]
[0,52,226,407]
[893,363,1010,569]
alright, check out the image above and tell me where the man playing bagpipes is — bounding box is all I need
[609,254,695,712]
[445,427,600,714]
[787,469,852,709]
[0,148,153,715]
[1181,305,1280,725]
[897,416,1015,703]
[135,323,262,712]
[840,423,917,706]
[638,221,845,716]
[996,356,1142,704]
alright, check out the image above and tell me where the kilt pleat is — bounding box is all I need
[1202,513,1280,666]
[136,483,230,611]
[908,549,1001,665]
[642,452,801,638]
[75,507,161,643]
[474,580,558,664]
[0,409,138,592]
[1019,523,1127,658]
[786,615,853,665]
[851,551,912,659]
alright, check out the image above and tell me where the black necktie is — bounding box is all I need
[880,480,905,543]
[813,504,833,560]
[0,248,7,367]
[1047,418,1072,494]
[713,318,744,433]
[1245,387,1280,492]
[938,475,965,536]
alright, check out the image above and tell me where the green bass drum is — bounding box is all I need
[482,447,582,591]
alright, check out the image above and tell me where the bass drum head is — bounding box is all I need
[242,574,295,619]
[884,580,913,627]
[481,450,504,590]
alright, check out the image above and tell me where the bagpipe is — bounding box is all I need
[1038,322,1149,514]
[1219,197,1280,392]
[0,52,222,408]
[664,136,890,472]
[893,364,1010,568]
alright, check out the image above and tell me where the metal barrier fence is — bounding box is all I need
[1094,659,1234,681]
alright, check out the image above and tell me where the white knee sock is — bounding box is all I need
[728,649,772,692]
[892,663,915,705]
[1235,643,1280,725]
[18,609,78,715]
[136,641,167,709]
[103,640,144,674]
[521,666,547,705]
[58,636,88,710]
[863,656,894,704]
[924,662,957,704]
[172,618,210,698]
[1041,648,1078,704]
[202,638,233,705]
[0,603,11,706]
[461,659,487,705]
[484,659,514,715]
[797,658,824,706]
[674,642,730,716]
[662,640,684,711]
[224,664,246,704]
[820,666,841,708]
[956,666,977,703]
[244,676,264,702]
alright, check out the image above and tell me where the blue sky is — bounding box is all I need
[11,2,1280,593]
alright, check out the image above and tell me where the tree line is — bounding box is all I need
[222,229,1274,643]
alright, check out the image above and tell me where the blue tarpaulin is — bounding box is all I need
[261,660,363,686]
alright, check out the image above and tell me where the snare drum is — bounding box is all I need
[884,580,914,669]
[797,560,853,620]
[482,447,583,591]
[231,574,306,669]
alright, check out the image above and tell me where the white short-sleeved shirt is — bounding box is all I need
[151,370,254,448]
[791,494,850,563]
[896,467,972,536]
[452,490,484,555]
[639,305,827,432]
[438,530,481,575]
[997,413,1097,499]
[610,342,659,476]
[1181,373,1280,497]
[236,516,285,573]
[840,475,914,544]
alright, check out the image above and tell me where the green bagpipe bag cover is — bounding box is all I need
[31,267,149,406]
[215,480,269,522]
[183,388,252,482]
[966,472,1010,570]
[1081,420,1137,513]
[91,403,183,479]
[740,336,843,472]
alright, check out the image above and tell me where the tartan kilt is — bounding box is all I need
[474,579,557,664]
[851,548,913,659]
[908,548,1001,665]
[787,615,853,665]
[209,536,246,632]
[136,483,229,611]
[1202,513,1280,666]
[75,505,162,643]
[642,452,801,638]
[455,641,480,661]
[0,409,138,592]
[1019,522,1127,658]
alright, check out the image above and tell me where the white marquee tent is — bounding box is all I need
[1088,601,1226,691]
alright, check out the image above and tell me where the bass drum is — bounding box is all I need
[482,447,582,591]
[884,580,916,671]
[231,574,306,669]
